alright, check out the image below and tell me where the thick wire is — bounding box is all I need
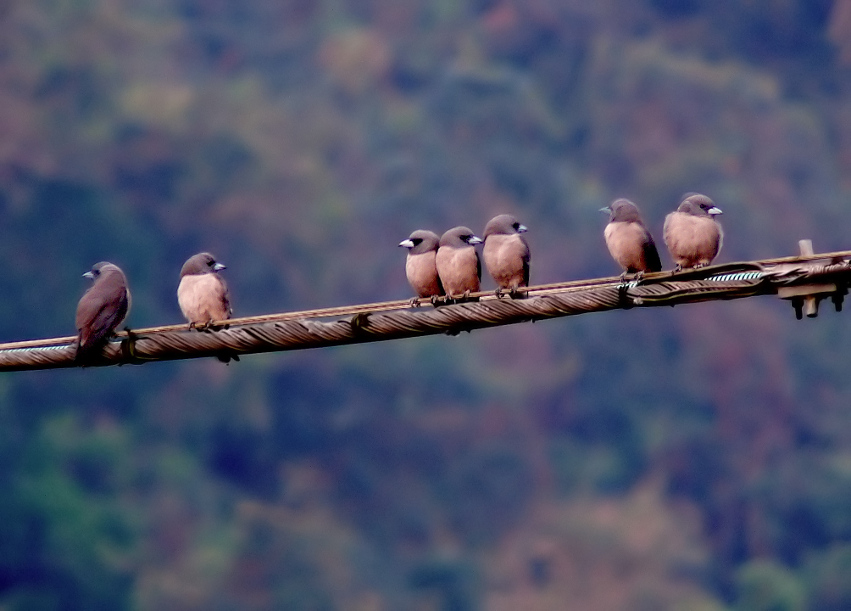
[0,253,848,371]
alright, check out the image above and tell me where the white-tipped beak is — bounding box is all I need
[517,224,528,233]
[82,271,95,280]
[599,207,611,214]
[467,236,483,245]
[708,206,723,216]
[213,263,226,271]
[399,239,415,249]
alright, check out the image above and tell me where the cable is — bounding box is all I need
[0,252,848,371]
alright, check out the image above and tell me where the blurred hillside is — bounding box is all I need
[2,0,851,609]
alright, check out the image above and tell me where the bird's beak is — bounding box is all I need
[599,207,611,214]
[213,263,226,271]
[708,206,723,216]
[517,224,528,233]
[467,236,483,245]
[82,271,95,280]
[399,239,415,248]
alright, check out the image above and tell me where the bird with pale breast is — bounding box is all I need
[74,261,131,363]
[399,230,444,305]
[663,193,723,270]
[482,214,530,298]
[178,252,231,329]
[600,199,662,278]
[435,226,483,301]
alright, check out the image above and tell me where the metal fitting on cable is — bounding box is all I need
[777,240,846,319]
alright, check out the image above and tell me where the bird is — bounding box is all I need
[600,199,662,277]
[75,262,131,363]
[482,214,530,297]
[435,226,483,301]
[663,193,724,270]
[178,252,231,329]
[398,230,444,304]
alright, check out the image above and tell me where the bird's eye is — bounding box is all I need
[512,223,520,230]
[412,239,422,246]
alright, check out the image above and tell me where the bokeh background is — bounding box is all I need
[2,0,851,609]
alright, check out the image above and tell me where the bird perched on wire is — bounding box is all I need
[600,199,662,278]
[399,230,444,305]
[75,261,131,363]
[482,214,530,298]
[178,252,231,329]
[436,226,483,301]
[663,193,724,270]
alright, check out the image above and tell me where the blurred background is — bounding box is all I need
[1,0,851,609]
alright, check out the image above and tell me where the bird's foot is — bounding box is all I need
[119,328,157,363]
[430,295,443,307]
[202,319,227,332]
[120,327,138,363]
[408,296,421,308]
[494,287,504,299]
[508,287,527,300]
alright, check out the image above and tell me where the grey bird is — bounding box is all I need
[435,226,483,300]
[663,193,724,270]
[482,214,530,297]
[75,262,131,363]
[178,252,231,329]
[600,199,662,277]
[399,230,445,304]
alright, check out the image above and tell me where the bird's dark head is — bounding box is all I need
[399,230,440,254]
[483,214,527,239]
[679,194,722,217]
[440,226,482,248]
[83,261,122,281]
[602,199,643,223]
[181,252,226,277]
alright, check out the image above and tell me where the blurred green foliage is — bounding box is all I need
[2,0,851,608]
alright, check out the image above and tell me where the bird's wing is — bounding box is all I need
[643,233,663,273]
[76,284,128,347]
[219,275,233,318]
